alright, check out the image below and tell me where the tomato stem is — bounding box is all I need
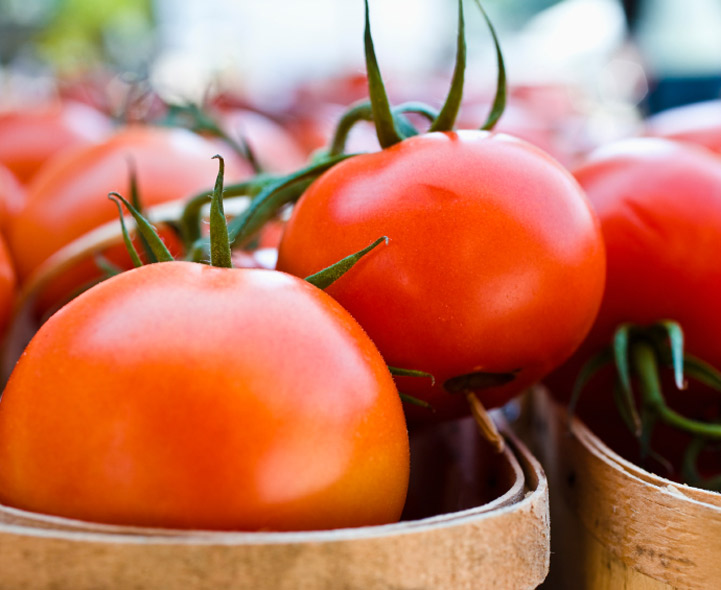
[326,100,438,157]
[226,154,356,249]
[209,155,233,269]
[632,341,721,440]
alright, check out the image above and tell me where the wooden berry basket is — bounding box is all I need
[0,415,549,590]
[516,387,721,590]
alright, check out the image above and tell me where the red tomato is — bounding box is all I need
[7,125,253,314]
[0,231,17,338]
[645,99,721,155]
[0,262,410,531]
[545,137,721,475]
[217,108,308,173]
[0,163,25,233]
[277,130,606,421]
[0,100,112,184]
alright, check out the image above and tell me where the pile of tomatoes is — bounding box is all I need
[0,0,719,534]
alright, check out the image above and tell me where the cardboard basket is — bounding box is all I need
[0,416,549,590]
[517,387,721,590]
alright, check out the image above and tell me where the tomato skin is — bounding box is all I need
[8,125,252,283]
[548,137,721,404]
[0,262,409,531]
[0,164,25,232]
[0,101,112,184]
[0,231,17,338]
[277,130,606,421]
[645,99,721,155]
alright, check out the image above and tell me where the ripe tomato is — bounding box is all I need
[549,137,721,394]
[217,108,308,173]
[645,99,721,155]
[277,130,606,421]
[0,100,112,184]
[544,137,721,477]
[0,231,17,339]
[0,262,410,531]
[0,163,25,232]
[7,125,253,316]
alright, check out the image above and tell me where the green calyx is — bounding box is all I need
[571,320,721,489]
[356,0,506,155]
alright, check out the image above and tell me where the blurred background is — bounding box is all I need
[1,0,720,151]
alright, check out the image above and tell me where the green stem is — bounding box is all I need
[226,154,355,249]
[209,156,232,269]
[179,176,273,248]
[108,195,143,268]
[632,341,721,440]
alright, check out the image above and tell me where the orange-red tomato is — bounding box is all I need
[0,100,112,184]
[277,130,606,421]
[0,231,17,338]
[0,163,25,233]
[9,125,251,283]
[0,262,410,531]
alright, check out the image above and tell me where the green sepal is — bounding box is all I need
[399,392,435,411]
[683,354,721,392]
[659,320,686,390]
[364,0,403,148]
[93,253,124,277]
[108,194,143,268]
[179,175,273,248]
[107,192,174,263]
[429,0,466,132]
[613,323,635,403]
[472,0,507,130]
[388,366,435,386]
[226,154,356,249]
[126,158,156,264]
[304,236,387,290]
[632,341,721,440]
[444,369,517,394]
[209,155,233,269]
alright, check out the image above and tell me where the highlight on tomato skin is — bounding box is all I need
[277,129,607,422]
[0,262,410,532]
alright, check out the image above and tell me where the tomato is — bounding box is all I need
[0,262,410,531]
[0,100,112,184]
[0,231,17,339]
[217,108,308,173]
[0,163,25,233]
[6,125,253,316]
[276,130,606,421]
[645,99,721,155]
[544,137,721,479]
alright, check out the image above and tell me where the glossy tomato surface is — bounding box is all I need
[545,137,721,478]
[0,100,112,184]
[277,130,606,421]
[0,262,410,531]
[645,99,721,155]
[8,125,252,282]
[553,138,721,385]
